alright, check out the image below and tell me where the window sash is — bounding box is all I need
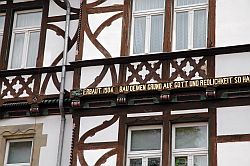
[4,139,33,166]
[8,10,41,69]
[173,2,208,51]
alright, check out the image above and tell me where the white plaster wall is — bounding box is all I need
[216,0,250,47]
[79,115,119,143]
[217,142,250,166]
[49,0,80,17]
[215,52,250,77]
[217,105,250,136]
[0,115,73,166]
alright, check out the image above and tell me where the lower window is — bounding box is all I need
[127,126,162,166]
[4,139,33,166]
[172,123,208,166]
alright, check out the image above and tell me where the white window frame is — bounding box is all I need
[130,0,165,55]
[4,138,33,166]
[172,122,208,166]
[0,14,5,51]
[8,9,42,69]
[127,125,163,166]
[173,1,208,51]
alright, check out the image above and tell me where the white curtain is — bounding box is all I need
[176,12,188,50]
[16,11,42,27]
[134,0,164,11]
[193,9,207,48]
[150,14,163,53]
[7,141,32,164]
[0,15,5,29]
[26,31,40,67]
[194,155,208,166]
[11,33,25,69]
[133,16,146,54]
[177,0,207,6]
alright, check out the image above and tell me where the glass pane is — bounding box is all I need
[150,14,163,53]
[133,16,146,54]
[176,0,207,7]
[7,141,32,164]
[175,125,207,149]
[193,9,207,48]
[131,129,161,151]
[11,33,25,69]
[194,155,208,166]
[148,157,160,166]
[16,11,42,27]
[130,158,142,166]
[0,15,5,30]
[175,156,188,166]
[0,35,3,51]
[26,31,40,67]
[176,12,188,50]
[134,0,164,11]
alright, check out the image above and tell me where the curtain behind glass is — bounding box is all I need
[16,11,42,28]
[177,0,207,6]
[133,16,146,54]
[26,31,40,67]
[11,33,25,69]
[0,15,5,29]
[194,155,208,166]
[176,12,188,50]
[193,9,207,48]
[7,141,32,164]
[0,35,3,52]
[150,14,163,53]
[134,0,164,11]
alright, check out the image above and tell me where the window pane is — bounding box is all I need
[175,156,187,166]
[148,157,160,166]
[26,31,40,67]
[176,12,188,50]
[150,14,163,53]
[176,0,207,6]
[130,158,142,166]
[11,33,25,69]
[0,35,3,51]
[134,0,164,11]
[7,141,32,164]
[193,9,207,48]
[133,16,146,54]
[194,155,208,166]
[16,11,42,27]
[0,15,5,30]
[175,125,207,149]
[131,129,161,151]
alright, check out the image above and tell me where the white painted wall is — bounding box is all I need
[216,0,250,47]
[215,52,250,77]
[217,105,250,136]
[217,142,250,166]
[0,115,73,166]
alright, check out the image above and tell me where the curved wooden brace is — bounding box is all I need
[87,65,109,88]
[53,0,80,14]
[95,148,117,166]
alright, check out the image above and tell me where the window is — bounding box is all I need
[131,0,165,55]
[172,123,208,166]
[4,139,33,166]
[8,10,42,69]
[127,126,162,166]
[0,14,5,52]
[173,0,208,51]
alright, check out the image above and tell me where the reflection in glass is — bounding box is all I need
[175,125,207,149]
[7,141,32,164]
[131,129,161,151]
[148,157,160,166]
[194,155,208,166]
[175,156,187,166]
[130,158,142,166]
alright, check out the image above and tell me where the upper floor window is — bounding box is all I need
[173,0,208,51]
[172,123,208,166]
[0,14,5,52]
[127,126,162,166]
[131,0,165,55]
[8,10,42,69]
[4,139,33,166]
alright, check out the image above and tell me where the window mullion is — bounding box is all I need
[145,15,151,53]
[188,10,194,49]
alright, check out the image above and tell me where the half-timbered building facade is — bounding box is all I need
[0,0,250,166]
